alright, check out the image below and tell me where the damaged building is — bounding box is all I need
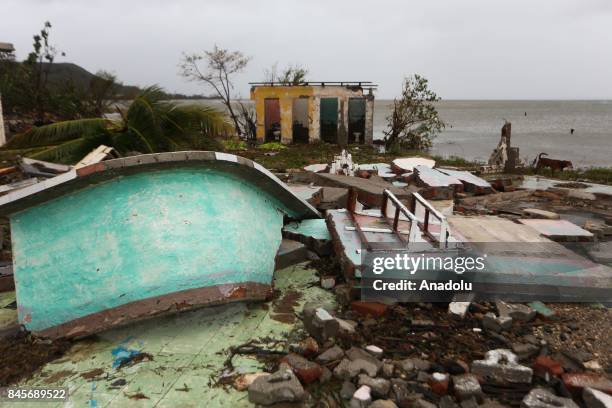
[250,82,376,145]
[0,42,15,147]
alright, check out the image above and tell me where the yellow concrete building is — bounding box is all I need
[250,82,375,145]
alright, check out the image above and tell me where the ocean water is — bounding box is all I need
[374,100,612,168]
[196,99,611,168]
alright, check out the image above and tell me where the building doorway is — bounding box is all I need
[320,98,338,143]
[348,98,366,144]
[264,98,281,142]
[292,98,309,144]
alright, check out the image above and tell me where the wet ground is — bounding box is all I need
[0,263,334,407]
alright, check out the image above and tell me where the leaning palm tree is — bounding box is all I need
[3,86,230,164]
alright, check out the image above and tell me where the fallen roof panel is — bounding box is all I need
[414,166,463,188]
[437,168,492,189]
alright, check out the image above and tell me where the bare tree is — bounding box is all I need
[179,45,250,137]
[384,74,444,151]
[264,63,308,85]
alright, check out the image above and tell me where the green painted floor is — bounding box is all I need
[2,263,334,408]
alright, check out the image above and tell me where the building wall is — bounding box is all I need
[365,94,375,145]
[10,168,289,332]
[0,93,5,146]
[251,85,374,145]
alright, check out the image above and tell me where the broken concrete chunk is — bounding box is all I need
[414,399,438,408]
[429,372,450,395]
[320,366,332,383]
[358,374,391,397]
[400,357,431,373]
[496,301,536,322]
[234,372,269,391]
[439,395,460,408]
[582,387,612,408]
[453,374,483,401]
[282,218,332,256]
[583,360,603,372]
[437,168,493,194]
[275,239,310,270]
[365,345,384,358]
[482,313,513,332]
[336,317,358,336]
[534,355,564,378]
[521,388,578,408]
[334,358,353,380]
[350,385,373,408]
[382,361,395,378]
[248,368,305,405]
[351,301,388,317]
[303,306,340,343]
[523,208,561,220]
[449,302,471,318]
[316,345,345,364]
[350,358,380,378]
[346,347,383,369]
[341,380,357,400]
[518,218,594,242]
[334,357,379,380]
[304,163,328,173]
[561,373,612,395]
[392,157,436,173]
[512,342,540,360]
[280,353,323,384]
[460,397,480,408]
[471,349,533,384]
[371,400,399,408]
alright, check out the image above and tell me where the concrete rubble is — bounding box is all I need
[0,148,609,408]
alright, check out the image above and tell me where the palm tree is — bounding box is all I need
[2,86,230,164]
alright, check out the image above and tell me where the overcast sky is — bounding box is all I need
[2,0,611,99]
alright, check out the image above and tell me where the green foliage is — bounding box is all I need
[259,142,287,150]
[3,86,229,163]
[0,22,127,122]
[431,155,481,168]
[222,139,248,151]
[264,63,309,85]
[384,74,444,151]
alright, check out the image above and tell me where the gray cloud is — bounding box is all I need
[1,0,611,99]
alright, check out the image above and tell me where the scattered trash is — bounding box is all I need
[111,346,153,369]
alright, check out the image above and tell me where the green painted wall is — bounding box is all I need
[11,168,290,332]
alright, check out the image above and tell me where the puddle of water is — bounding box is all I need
[521,176,612,195]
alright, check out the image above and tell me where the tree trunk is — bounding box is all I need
[221,99,242,137]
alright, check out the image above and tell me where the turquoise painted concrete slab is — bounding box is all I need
[283,219,331,241]
[5,153,319,337]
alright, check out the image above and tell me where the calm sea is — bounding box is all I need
[375,100,611,168]
[197,99,611,168]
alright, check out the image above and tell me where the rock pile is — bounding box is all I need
[240,300,611,407]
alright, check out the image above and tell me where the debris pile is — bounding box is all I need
[234,300,611,407]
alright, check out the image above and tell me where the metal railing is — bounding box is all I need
[381,190,449,247]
